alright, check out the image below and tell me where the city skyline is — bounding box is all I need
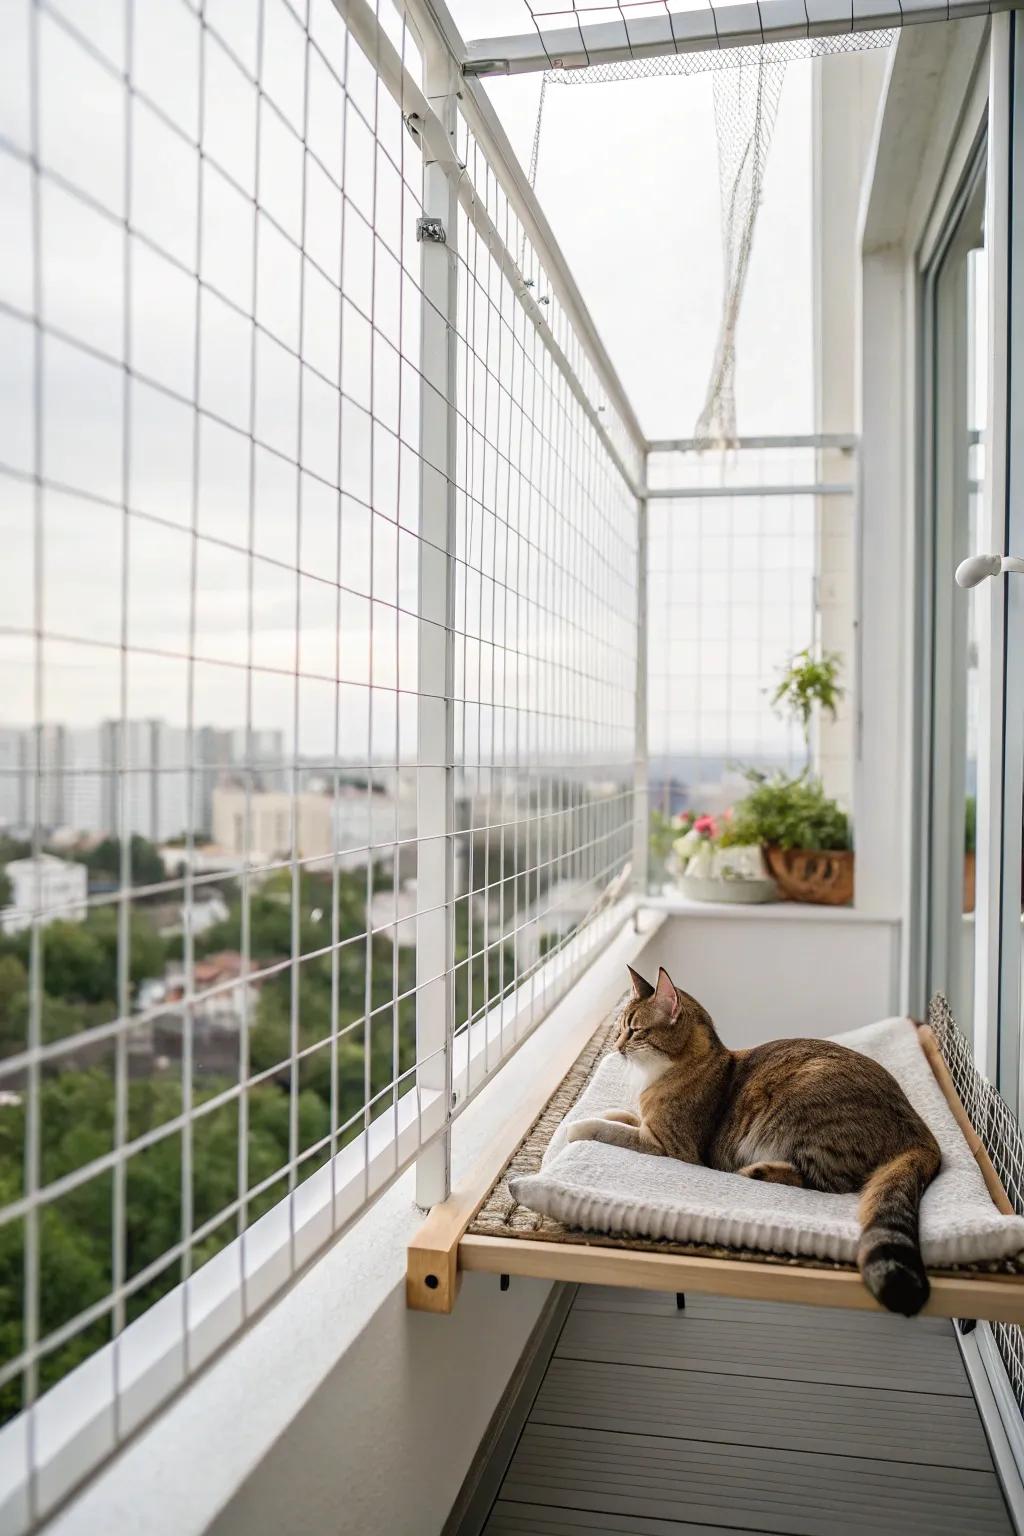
[0,718,287,842]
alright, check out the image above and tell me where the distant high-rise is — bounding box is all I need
[107,719,189,844]
[0,727,29,831]
[0,720,285,844]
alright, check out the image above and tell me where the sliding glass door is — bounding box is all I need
[921,17,1024,1111]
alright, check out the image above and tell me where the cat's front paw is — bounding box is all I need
[602,1109,640,1126]
[566,1117,609,1144]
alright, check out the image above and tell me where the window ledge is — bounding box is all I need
[643,892,902,924]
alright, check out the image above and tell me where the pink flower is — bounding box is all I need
[693,814,717,837]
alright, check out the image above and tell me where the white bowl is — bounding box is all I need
[676,875,780,905]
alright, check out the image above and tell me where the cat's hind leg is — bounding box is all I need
[602,1109,640,1126]
[737,1160,804,1186]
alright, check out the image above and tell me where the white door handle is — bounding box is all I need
[955,554,1024,588]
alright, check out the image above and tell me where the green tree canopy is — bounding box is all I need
[81,836,166,889]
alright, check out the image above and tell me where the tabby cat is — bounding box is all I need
[567,965,941,1316]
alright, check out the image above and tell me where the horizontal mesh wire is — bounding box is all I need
[0,0,638,1512]
[928,995,1024,1418]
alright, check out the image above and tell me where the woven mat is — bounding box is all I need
[467,1001,1024,1280]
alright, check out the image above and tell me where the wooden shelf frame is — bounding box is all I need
[407,1022,1024,1322]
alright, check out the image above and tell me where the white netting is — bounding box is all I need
[533,31,896,443]
[695,53,786,444]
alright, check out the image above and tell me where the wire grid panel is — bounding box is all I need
[928,995,1024,1421]
[0,0,637,1520]
[0,0,427,1475]
[449,108,639,1092]
[646,448,837,825]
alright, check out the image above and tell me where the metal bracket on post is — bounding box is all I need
[416,216,447,244]
[415,56,460,1212]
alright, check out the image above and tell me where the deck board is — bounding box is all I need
[485,1505,762,1534]
[496,1425,1011,1535]
[477,1286,1013,1536]
[555,1304,970,1394]
[532,1357,994,1467]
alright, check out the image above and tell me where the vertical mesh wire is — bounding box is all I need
[0,0,639,1517]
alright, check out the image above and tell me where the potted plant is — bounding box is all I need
[673,811,779,904]
[771,648,844,769]
[649,810,719,888]
[673,812,720,880]
[719,769,854,905]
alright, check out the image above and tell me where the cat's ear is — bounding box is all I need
[627,965,655,1001]
[653,967,680,1022]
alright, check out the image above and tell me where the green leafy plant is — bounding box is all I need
[718,769,852,852]
[964,794,976,856]
[771,648,844,765]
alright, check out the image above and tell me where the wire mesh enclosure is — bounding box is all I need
[644,444,854,844]
[1,1,985,1530]
[0,0,640,1519]
[456,0,987,77]
[448,106,639,1088]
[929,994,1024,1419]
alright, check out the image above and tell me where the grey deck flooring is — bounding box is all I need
[482,1285,1014,1536]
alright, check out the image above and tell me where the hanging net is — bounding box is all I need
[529,31,895,445]
[694,52,786,444]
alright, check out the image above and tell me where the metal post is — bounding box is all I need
[633,493,649,909]
[415,50,460,1209]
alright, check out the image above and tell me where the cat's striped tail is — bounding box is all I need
[856,1142,941,1316]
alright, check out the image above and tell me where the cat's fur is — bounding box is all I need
[566,966,942,1316]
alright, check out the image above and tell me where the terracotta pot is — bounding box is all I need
[763,845,855,906]
[963,849,976,914]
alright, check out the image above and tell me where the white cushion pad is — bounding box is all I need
[509,1016,1024,1266]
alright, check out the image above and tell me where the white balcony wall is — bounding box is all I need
[635,907,901,1045]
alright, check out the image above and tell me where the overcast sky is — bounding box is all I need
[472,52,813,439]
[0,0,818,763]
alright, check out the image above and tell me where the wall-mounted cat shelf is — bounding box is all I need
[407,998,1024,1323]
